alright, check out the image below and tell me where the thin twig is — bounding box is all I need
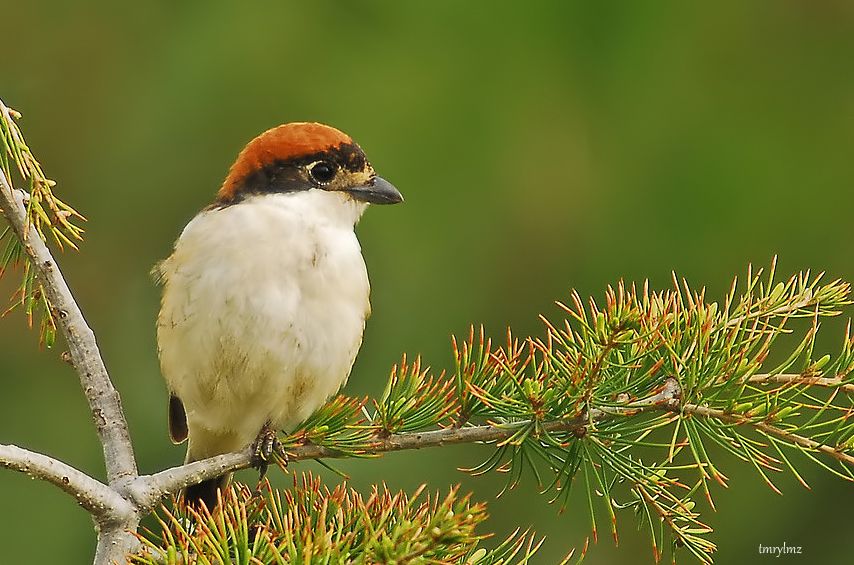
[676,402,854,469]
[747,373,854,394]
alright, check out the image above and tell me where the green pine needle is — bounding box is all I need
[0,98,84,347]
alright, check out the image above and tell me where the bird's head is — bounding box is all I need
[215,122,403,207]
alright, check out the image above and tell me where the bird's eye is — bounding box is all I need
[309,161,337,184]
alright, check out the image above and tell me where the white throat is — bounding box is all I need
[242,189,369,228]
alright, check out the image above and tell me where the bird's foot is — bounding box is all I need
[251,424,281,493]
[253,425,279,463]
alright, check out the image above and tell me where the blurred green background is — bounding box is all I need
[2,1,853,563]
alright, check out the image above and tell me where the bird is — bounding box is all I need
[154,122,403,508]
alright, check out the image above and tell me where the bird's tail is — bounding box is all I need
[182,430,241,510]
[183,474,230,510]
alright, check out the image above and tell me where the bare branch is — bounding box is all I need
[0,443,133,522]
[128,451,253,511]
[0,170,137,485]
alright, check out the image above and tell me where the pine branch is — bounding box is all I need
[135,379,682,503]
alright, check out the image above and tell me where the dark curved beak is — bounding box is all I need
[346,176,403,205]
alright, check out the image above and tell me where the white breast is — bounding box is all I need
[156,190,370,458]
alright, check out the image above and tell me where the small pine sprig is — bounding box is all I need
[374,354,456,434]
[0,98,85,346]
[278,395,375,460]
[132,474,557,564]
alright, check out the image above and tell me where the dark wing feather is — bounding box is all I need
[184,475,229,510]
[168,394,188,444]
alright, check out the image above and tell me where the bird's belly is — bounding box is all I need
[157,213,369,448]
[189,287,364,434]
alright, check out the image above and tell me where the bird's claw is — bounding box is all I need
[251,425,281,494]
[253,426,279,463]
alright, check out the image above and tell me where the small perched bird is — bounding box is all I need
[154,123,402,507]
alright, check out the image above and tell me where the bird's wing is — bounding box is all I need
[168,394,189,444]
